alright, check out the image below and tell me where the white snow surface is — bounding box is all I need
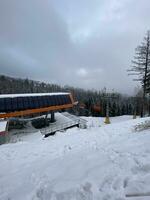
[0,116,150,200]
[0,92,69,98]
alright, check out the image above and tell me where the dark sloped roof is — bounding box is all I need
[0,93,72,113]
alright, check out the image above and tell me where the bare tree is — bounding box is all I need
[128,30,150,117]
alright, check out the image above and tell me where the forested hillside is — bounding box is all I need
[0,75,143,117]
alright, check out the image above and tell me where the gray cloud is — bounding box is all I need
[0,0,150,94]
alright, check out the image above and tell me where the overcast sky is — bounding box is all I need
[0,0,150,94]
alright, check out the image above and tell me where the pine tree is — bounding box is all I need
[128,31,150,117]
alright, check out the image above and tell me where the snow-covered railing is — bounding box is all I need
[62,112,87,128]
[40,119,80,136]
[40,112,87,136]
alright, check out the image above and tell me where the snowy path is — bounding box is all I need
[0,116,150,200]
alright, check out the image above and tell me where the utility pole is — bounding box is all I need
[104,96,111,124]
[133,97,137,119]
[103,90,119,124]
[103,90,111,124]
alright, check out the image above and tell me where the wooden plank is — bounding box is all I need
[126,192,150,198]
[0,104,73,119]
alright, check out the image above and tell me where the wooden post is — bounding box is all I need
[126,192,150,198]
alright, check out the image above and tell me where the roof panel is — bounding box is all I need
[0,93,72,113]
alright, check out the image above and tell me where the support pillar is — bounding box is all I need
[51,111,55,123]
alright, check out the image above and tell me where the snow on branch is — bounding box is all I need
[134,120,150,132]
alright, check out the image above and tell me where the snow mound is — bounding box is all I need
[134,120,150,132]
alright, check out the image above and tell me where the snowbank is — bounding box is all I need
[0,116,150,200]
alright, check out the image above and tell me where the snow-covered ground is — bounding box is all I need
[0,115,150,200]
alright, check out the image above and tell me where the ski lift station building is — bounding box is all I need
[0,92,75,119]
[0,93,75,143]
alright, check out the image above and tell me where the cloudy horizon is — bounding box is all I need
[0,0,150,95]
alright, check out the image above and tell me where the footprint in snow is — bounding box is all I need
[131,164,150,175]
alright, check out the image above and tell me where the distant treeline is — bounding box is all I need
[0,74,145,117]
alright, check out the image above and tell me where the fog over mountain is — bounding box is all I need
[0,0,150,94]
